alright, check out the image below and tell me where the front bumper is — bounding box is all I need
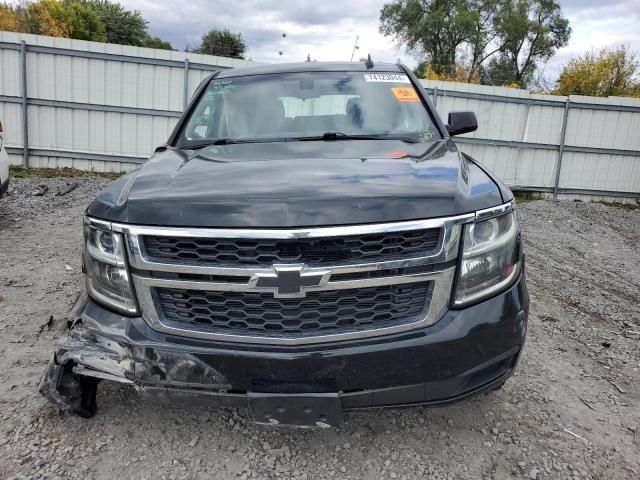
[39,272,528,422]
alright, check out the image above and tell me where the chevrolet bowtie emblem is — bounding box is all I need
[250,264,330,298]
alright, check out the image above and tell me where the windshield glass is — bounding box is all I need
[176,71,441,147]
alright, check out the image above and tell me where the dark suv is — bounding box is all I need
[40,62,528,427]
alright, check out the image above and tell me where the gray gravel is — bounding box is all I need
[0,176,639,480]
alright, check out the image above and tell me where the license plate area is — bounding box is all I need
[248,392,342,428]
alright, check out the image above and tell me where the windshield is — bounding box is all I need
[176,71,441,147]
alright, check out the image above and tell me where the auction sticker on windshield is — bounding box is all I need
[363,73,410,83]
[391,87,419,102]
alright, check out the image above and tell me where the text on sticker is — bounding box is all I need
[391,87,419,102]
[363,73,410,83]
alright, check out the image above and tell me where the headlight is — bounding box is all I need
[453,210,521,306]
[84,219,138,314]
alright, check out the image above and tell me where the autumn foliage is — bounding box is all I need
[418,63,481,84]
[0,0,172,49]
[555,46,640,98]
[1,1,103,40]
[0,3,21,32]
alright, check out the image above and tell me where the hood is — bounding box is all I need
[87,139,505,227]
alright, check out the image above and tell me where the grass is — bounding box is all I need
[513,191,546,204]
[9,165,125,180]
[598,201,640,212]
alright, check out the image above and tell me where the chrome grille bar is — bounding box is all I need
[109,214,475,239]
[123,216,468,276]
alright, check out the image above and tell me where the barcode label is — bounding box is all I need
[363,73,410,83]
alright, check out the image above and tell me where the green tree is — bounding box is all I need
[379,0,571,87]
[195,28,246,58]
[62,0,106,41]
[481,54,523,85]
[491,0,571,87]
[143,35,173,50]
[82,0,147,46]
[465,0,504,79]
[24,0,105,41]
[554,46,640,98]
[380,0,472,77]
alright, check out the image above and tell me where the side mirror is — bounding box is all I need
[446,111,477,136]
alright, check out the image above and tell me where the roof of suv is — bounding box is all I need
[216,61,405,78]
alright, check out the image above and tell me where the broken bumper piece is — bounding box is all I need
[38,318,234,418]
[39,276,528,426]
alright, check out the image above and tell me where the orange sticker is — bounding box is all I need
[391,87,419,102]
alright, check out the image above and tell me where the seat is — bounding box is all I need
[226,95,287,137]
[346,98,364,128]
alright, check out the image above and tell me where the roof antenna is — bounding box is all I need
[365,54,374,69]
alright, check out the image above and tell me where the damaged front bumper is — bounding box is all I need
[38,295,233,418]
[39,274,528,425]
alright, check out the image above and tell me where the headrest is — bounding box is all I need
[346,97,363,127]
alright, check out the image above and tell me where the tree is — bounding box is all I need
[22,0,106,41]
[481,54,521,85]
[60,0,106,41]
[554,46,640,98]
[464,0,503,79]
[379,0,571,87]
[82,0,147,46]
[195,28,246,58]
[380,0,473,77]
[417,61,481,83]
[0,3,21,32]
[143,35,173,50]
[20,0,69,37]
[492,0,571,87]
[1,1,173,49]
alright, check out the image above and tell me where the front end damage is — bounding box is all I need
[38,295,232,418]
[39,275,528,424]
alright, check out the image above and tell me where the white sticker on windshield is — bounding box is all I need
[363,73,410,83]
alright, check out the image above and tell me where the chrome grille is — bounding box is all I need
[156,283,432,336]
[143,228,441,266]
[113,214,475,345]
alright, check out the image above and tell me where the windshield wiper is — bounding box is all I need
[183,133,421,150]
[184,138,287,150]
[291,132,419,143]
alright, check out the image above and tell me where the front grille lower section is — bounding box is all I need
[156,283,433,337]
[142,228,442,266]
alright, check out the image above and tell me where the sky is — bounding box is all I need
[123,0,640,81]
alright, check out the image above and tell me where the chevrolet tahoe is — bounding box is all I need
[39,61,528,427]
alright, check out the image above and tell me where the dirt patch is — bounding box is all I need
[1,177,639,480]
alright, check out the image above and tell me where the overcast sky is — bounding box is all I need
[125,0,640,79]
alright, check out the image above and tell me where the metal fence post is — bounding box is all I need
[433,86,438,108]
[20,40,29,168]
[183,58,190,110]
[553,98,571,199]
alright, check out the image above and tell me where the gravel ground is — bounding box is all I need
[0,176,639,480]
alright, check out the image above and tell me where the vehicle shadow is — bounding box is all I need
[0,198,12,230]
[36,379,501,462]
